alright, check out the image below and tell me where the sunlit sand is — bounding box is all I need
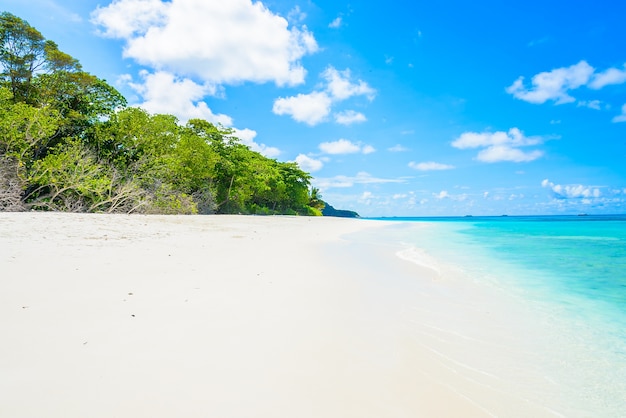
[1,213,576,417]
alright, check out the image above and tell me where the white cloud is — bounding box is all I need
[319,139,375,155]
[272,92,332,125]
[335,110,367,125]
[476,146,543,163]
[612,104,626,123]
[409,161,455,171]
[328,17,342,28]
[451,128,544,163]
[577,100,602,110]
[273,66,375,125]
[434,190,468,201]
[295,154,324,172]
[92,0,168,38]
[506,61,594,104]
[507,61,626,114]
[313,172,405,189]
[452,128,541,148]
[128,70,231,125]
[362,145,376,154]
[320,138,360,154]
[91,0,318,86]
[388,144,409,152]
[360,191,373,201]
[542,179,602,199]
[589,64,626,89]
[287,6,306,24]
[323,67,376,101]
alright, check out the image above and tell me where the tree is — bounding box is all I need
[0,86,61,181]
[0,155,24,211]
[0,13,320,216]
[26,140,146,213]
[0,12,46,103]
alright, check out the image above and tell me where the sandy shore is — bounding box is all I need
[1,213,569,417]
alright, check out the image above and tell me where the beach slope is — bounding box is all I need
[1,213,563,417]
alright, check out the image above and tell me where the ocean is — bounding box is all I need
[370,215,626,416]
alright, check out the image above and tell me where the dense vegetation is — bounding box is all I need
[0,12,324,216]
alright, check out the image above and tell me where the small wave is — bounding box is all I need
[396,247,442,276]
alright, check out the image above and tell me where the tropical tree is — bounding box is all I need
[0,12,321,216]
[0,12,47,103]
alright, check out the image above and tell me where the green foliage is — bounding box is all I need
[143,183,197,215]
[25,140,146,212]
[308,187,325,210]
[305,206,323,216]
[0,13,319,216]
[0,86,61,172]
[0,12,46,103]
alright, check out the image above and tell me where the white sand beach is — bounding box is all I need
[1,213,577,417]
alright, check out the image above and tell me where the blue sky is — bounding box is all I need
[2,0,626,216]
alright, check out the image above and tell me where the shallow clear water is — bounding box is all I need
[370,215,626,416]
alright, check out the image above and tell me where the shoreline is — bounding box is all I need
[0,213,584,416]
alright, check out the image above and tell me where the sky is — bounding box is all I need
[2,0,626,216]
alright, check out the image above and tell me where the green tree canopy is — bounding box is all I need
[0,12,320,216]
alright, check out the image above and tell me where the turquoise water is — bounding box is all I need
[375,215,626,321]
[371,215,626,415]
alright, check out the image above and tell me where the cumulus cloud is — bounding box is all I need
[91,0,318,86]
[320,138,359,154]
[451,128,544,163]
[319,139,375,155]
[362,145,376,154]
[434,190,468,201]
[329,17,342,28]
[272,92,332,125]
[92,0,168,38]
[506,61,626,110]
[589,64,626,89]
[128,70,231,125]
[409,161,455,171]
[335,110,367,125]
[577,100,602,110]
[273,66,375,125]
[388,144,409,152]
[323,67,376,101]
[287,6,306,24]
[612,104,626,123]
[294,154,324,172]
[506,61,594,104]
[313,172,405,189]
[542,179,601,199]
[359,191,373,203]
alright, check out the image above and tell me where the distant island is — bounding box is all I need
[322,202,360,218]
